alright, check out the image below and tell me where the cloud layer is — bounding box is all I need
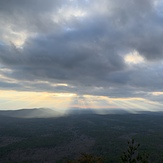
[1,0,163,108]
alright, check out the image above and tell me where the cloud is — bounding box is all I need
[0,0,163,107]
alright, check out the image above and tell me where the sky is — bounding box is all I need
[0,0,163,112]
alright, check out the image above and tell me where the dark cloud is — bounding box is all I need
[0,29,125,85]
[0,81,20,89]
[0,0,163,103]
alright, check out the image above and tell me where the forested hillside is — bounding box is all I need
[0,112,163,162]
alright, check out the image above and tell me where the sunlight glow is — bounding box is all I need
[0,90,162,112]
[124,51,144,64]
[0,91,76,110]
[51,83,69,87]
[3,27,27,47]
[0,74,17,83]
[151,92,163,95]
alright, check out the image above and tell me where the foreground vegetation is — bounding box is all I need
[0,113,163,162]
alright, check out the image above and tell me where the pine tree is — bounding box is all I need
[121,138,149,163]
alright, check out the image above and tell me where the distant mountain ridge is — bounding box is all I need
[0,108,62,118]
[65,107,130,115]
[0,108,162,118]
[0,108,130,118]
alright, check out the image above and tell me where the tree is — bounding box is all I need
[121,138,149,163]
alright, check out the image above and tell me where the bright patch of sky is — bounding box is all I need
[125,51,144,64]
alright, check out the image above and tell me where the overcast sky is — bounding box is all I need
[0,0,163,111]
